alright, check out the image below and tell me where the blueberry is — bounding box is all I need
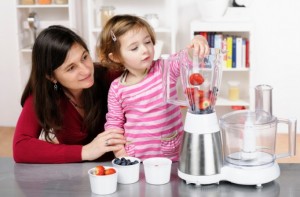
[133,160,139,164]
[115,157,139,166]
[114,158,122,165]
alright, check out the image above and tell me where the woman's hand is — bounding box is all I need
[187,35,210,58]
[81,129,126,161]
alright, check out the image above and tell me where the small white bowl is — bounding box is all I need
[88,166,118,195]
[112,157,141,184]
[143,157,172,185]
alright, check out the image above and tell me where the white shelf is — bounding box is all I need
[17,4,69,8]
[216,97,250,107]
[15,0,83,89]
[91,27,171,34]
[84,0,178,61]
[20,47,32,53]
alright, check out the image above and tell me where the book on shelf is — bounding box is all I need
[236,37,243,68]
[232,37,236,68]
[242,39,246,68]
[214,33,223,49]
[246,39,250,68]
[226,36,233,69]
[221,36,227,68]
[193,32,250,69]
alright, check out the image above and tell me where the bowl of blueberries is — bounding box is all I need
[112,156,141,184]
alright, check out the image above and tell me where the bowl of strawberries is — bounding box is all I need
[88,165,118,195]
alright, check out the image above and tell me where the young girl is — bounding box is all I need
[97,15,209,161]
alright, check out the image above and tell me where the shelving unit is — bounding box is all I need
[190,19,254,117]
[15,0,83,88]
[83,0,178,61]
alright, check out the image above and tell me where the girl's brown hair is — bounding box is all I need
[97,14,156,71]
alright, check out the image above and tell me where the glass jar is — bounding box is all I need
[228,81,240,101]
[20,0,35,4]
[144,14,159,28]
[99,6,115,28]
[55,0,68,4]
[37,0,52,4]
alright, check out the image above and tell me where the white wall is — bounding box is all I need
[0,0,22,126]
[1,0,300,132]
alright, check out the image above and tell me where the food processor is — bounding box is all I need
[163,49,297,187]
[219,84,297,187]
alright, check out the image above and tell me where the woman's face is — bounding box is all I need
[53,43,94,93]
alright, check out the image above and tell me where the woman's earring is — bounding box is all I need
[54,83,58,91]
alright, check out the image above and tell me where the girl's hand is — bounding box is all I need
[81,128,126,161]
[113,146,128,158]
[187,35,210,58]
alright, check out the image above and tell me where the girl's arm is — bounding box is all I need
[105,81,127,158]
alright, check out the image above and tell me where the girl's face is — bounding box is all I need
[118,27,155,74]
[52,43,94,94]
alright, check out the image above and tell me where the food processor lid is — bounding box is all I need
[220,110,276,128]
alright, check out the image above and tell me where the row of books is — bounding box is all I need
[195,32,250,69]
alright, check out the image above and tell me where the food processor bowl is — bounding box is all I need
[220,110,278,167]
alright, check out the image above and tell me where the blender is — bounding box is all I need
[163,49,297,187]
[163,48,225,185]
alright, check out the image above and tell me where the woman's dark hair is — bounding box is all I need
[21,25,111,143]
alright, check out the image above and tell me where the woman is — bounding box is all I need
[13,25,126,163]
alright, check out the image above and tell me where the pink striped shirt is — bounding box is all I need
[105,52,189,161]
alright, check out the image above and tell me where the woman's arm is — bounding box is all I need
[13,96,83,164]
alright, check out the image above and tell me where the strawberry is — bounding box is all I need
[94,165,105,175]
[185,88,204,99]
[104,168,116,175]
[189,73,204,85]
[185,88,206,108]
[196,90,204,99]
[199,98,211,110]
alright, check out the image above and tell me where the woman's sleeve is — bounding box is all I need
[13,96,82,164]
[104,81,125,130]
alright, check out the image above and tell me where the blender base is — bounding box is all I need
[178,169,222,186]
[178,162,280,187]
[223,162,280,187]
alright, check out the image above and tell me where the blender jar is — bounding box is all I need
[220,110,296,167]
[163,48,224,114]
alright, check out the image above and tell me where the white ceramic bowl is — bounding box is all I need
[143,157,172,185]
[112,157,141,184]
[88,166,118,195]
